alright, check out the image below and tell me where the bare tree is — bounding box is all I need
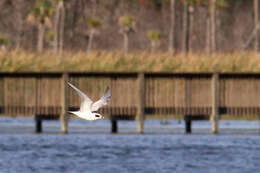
[182,0,189,53]
[70,0,80,39]
[169,0,175,54]
[254,0,259,52]
[188,4,194,53]
[205,12,211,53]
[210,0,216,53]
[91,0,97,16]
[53,0,65,54]
[13,0,25,50]
[204,0,227,53]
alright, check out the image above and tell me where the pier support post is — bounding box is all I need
[136,73,145,134]
[61,73,69,134]
[211,73,219,134]
[185,116,192,134]
[35,118,42,133]
[184,77,192,134]
[111,119,118,133]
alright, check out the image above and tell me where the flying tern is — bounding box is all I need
[67,82,111,121]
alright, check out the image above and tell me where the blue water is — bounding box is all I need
[0,117,260,173]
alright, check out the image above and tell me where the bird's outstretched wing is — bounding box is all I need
[67,82,93,112]
[91,87,111,111]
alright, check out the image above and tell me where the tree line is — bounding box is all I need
[0,0,259,54]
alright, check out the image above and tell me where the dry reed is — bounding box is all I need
[1,50,260,72]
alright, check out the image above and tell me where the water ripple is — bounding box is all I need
[0,134,260,172]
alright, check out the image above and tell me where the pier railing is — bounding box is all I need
[0,72,260,133]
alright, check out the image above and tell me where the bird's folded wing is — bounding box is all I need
[67,82,93,112]
[91,87,111,111]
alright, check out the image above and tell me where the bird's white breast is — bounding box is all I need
[72,111,97,121]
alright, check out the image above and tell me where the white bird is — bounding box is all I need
[67,82,111,121]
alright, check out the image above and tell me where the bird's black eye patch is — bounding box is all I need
[95,114,100,118]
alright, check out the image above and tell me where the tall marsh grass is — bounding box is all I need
[1,50,260,72]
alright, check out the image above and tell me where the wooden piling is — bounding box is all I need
[185,78,192,133]
[211,73,219,134]
[35,118,42,133]
[185,116,192,134]
[34,77,40,133]
[111,119,118,133]
[60,73,69,134]
[136,73,145,133]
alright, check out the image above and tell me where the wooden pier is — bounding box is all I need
[0,72,260,134]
